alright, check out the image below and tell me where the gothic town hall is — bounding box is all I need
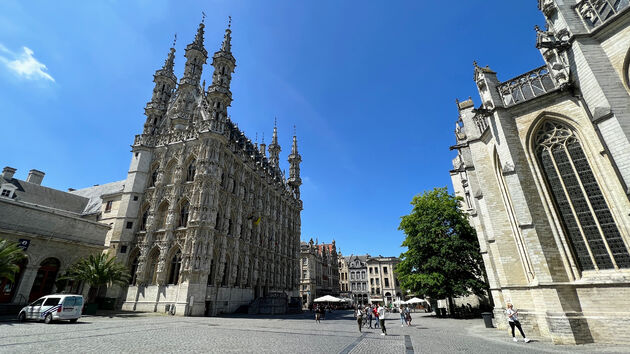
[101,21,303,316]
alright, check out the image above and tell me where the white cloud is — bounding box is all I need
[0,44,54,82]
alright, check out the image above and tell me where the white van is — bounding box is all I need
[17,294,84,324]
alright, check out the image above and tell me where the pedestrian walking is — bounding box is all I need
[356,307,364,332]
[378,304,387,335]
[404,306,412,326]
[399,305,405,327]
[506,303,530,343]
[367,306,373,328]
[315,306,321,323]
[373,305,380,328]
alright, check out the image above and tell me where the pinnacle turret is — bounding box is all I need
[143,42,178,134]
[268,118,281,167]
[181,20,208,86]
[207,17,236,124]
[288,129,302,197]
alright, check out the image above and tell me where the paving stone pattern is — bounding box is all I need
[0,312,627,353]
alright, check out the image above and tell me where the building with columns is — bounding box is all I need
[299,239,339,308]
[450,1,630,345]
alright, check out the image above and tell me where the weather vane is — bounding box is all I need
[172,33,177,47]
[228,16,232,28]
[202,11,206,23]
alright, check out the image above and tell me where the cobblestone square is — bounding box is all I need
[0,311,627,353]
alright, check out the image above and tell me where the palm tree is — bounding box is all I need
[62,253,130,303]
[0,239,26,282]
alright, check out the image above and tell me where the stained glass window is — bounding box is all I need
[536,121,630,270]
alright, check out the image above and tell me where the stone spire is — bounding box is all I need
[207,17,236,124]
[169,19,208,130]
[181,20,208,86]
[268,118,281,167]
[288,128,302,197]
[143,40,177,134]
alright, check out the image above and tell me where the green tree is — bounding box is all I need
[0,239,26,282]
[61,253,130,303]
[396,187,487,315]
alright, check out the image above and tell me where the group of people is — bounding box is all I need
[355,303,388,335]
[398,305,412,327]
[317,299,531,344]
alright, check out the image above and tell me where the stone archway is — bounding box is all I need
[29,258,60,302]
[0,258,28,303]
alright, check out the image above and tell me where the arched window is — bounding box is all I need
[186,159,196,182]
[129,254,140,285]
[168,250,182,285]
[179,201,189,228]
[140,205,150,231]
[149,165,159,187]
[164,160,176,185]
[156,202,169,230]
[147,249,160,285]
[535,121,630,270]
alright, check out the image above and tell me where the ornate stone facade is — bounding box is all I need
[299,239,339,307]
[104,21,302,316]
[451,1,630,344]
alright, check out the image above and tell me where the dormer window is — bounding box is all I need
[0,183,17,199]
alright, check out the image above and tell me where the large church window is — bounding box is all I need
[536,121,630,270]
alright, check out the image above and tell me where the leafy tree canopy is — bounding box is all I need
[395,187,487,301]
[61,253,130,302]
[0,239,27,282]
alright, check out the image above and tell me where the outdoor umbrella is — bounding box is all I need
[313,295,342,303]
[405,297,427,304]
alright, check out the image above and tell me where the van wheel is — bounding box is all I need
[44,314,53,324]
[69,318,78,323]
[17,313,25,322]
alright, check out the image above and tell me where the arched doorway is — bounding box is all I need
[0,258,28,303]
[385,292,392,305]
[29,258,60,302]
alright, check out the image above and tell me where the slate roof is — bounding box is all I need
[69,180,125,215]
[0,175,88,214]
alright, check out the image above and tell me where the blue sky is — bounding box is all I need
[0,1,545,258]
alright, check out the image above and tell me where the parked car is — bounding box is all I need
[17,294,84,324]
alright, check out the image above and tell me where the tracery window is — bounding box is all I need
[536,121,630,270]
[168,250,182,285]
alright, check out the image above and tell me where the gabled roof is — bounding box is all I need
[69,180,125,214]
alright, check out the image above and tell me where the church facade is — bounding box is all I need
[450,1,630,345]
[103,21,303,316]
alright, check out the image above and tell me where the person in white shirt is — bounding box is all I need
[506,303,530,343]
[356,307,364,332]
[377,304,387,335]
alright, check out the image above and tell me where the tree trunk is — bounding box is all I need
[87,286,98,304]
[447,296,455,318]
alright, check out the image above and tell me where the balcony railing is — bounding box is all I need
[576,0,630,29]
[497,65,557,107]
